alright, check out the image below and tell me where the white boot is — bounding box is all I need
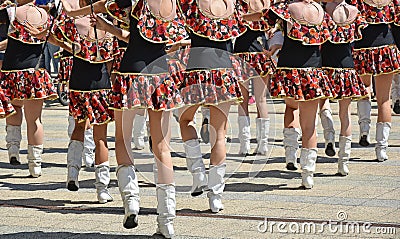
[337,135,351,176]
[116,165,140,229]
[184,139,207,196]
[27,145,43,178]
[82,128,95,167]
[67,115,75,138]
[300,148,317,189]
[256,118,261,146]
[6,125,22,165]
[375,122,391,162]
[357,99,371,146]
[238,116,251,155]
[67,140,84,191]
[320,109,336,157]
[133,114,146,150]
[94,162,113,203]
[156,184,176,238]
[256,118,270,155]
[283,128,301,170]
[207,163,226,213]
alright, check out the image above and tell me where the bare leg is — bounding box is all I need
[23,99,44,145]
[115,110,135,165]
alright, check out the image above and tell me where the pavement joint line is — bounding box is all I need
[1,203,399,229]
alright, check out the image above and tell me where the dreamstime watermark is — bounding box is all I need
[257,211,397,235]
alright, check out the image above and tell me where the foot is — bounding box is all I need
[191,185,208,197]
[393,99,400,114]
[208,192,224,213]
[325,142,336,157]
[97,189,113,203]
[286,162,298,171]
[359,135,370,147]
[9,156,21,165]
[123,213,138,229]
[67,181,79,191]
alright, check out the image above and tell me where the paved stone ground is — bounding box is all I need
[0,99,399,239]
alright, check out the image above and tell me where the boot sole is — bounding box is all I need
[393,101,400,114]
[123,214,138,229]
[359,136,370,147]
[286,163,297,171]
[67,181,79,191]
[325,143,336,157]
[10,157,21,165]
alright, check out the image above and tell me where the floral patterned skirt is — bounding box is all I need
[180,68,243,105]
[323,68,368,100]
[58,56,73,83]
[270,67,335,101]
[112,48,126,73]
[109,71,184,111]
[234,52,275,80]
[0,88,15,118]
[353,44,400,76]
[0,68,57,100]
[69,90,114,125]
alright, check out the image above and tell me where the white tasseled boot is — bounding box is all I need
[283,128,301,170]
[375,122,391,162]
[320,109,336,157]
[256,118,270,155]
[256,118,261,146]
[133,114,146,150]
[207,163,226,213]
[184,139,207,196]
[300,148,317,189]
[67,140,84,191]
[82,128,95,167]
[357,99,371,147]
[116,165,140,229]
[238,116,251,155]
[156,184,176,238]
[94,162,114,203]
[337,135,351,176]
[6,125,22,165]
[27,145,43,178]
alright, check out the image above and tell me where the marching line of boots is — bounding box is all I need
[0,0,399,238]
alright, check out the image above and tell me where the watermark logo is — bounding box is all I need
[257,211,397,235]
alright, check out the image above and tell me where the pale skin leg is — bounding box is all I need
[6,100,23,127]
[238,77,269,118]
[23,99,44,145]
[209,102,231,166]
[93,123,109,165]
[149,110,174,184]
[299,100,319,148]
[339,98,352,137]
[284,98,300,129]
[114,110,136,166]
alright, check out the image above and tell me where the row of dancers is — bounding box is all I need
[0,0,399,238]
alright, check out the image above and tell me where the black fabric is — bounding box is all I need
[118,17,168,74]
[233,28,267,53]
[277,35,321,68]
[391,24,400,49]
[0,9,9,39]
[186,32,234,70]
[2,38,45,70]
[321,42,354,68]
[354,24,395,49]
[115,0,132,9]
[69,57,111,91]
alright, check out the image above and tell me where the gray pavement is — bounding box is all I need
[0,99,399,239]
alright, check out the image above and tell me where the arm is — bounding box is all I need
[62,0,107,17]
[0,39,8,51]
[48,34,73,53]
[165,39,191,54]
[90,14,129,42]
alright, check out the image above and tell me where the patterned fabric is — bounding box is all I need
[237,0,271,31]
[112,47,126,73]
[9,20,48,44]
[351,0,395,24]
[0,68,57,100]
[69,90,114,125]
[57,56,73,83]
[353,44,400,75]
[105,0,188,44]
[270,68,335,101]
[234,52,275,78]
[180,68,243,105]
[395,0,400,25]
[179,0,247,41]
[266,2,331,45]
[109,71,184,111]
[327,14,368,43]
[53,12,119,63]
[323,68,368,99]
[0,88,15,119]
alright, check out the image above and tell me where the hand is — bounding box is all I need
[263,44,282,58]
[24,21,48,40]
[90,14,108,31]
[165,42,181,54]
